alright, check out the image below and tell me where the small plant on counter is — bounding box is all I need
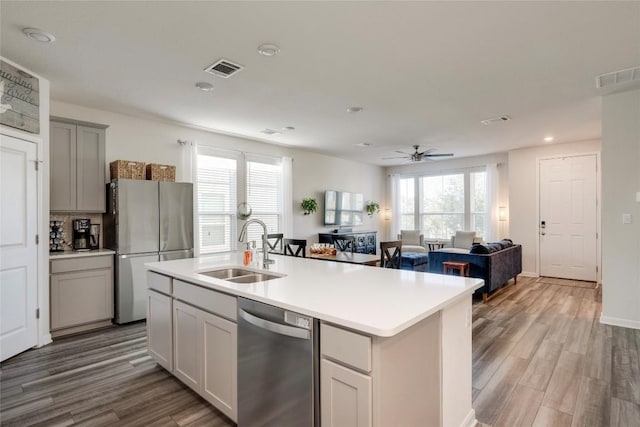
[301,197,318,215]
[366,201,380,216]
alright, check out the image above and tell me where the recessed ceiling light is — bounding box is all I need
[258,43,280,57]
[282,126,295,131]
[544,136,554,142]
[347,106,363,113]
[22,28,56,43]
[195,82,214,91]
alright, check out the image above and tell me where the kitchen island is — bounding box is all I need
[146,252,483,427]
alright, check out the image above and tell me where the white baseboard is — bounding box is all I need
[460,409,477,427]
[600,315,640,330]
[520,271,538,278]
[37,332,52,348]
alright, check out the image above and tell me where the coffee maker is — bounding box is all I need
[72,219,91,251]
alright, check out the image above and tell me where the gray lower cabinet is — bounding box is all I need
[50,118,107,212]
[147,273,237,422]
[50,255,114,337]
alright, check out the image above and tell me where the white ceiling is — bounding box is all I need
[1,1,639,165]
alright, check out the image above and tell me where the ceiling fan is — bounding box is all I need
[383,145,454,162]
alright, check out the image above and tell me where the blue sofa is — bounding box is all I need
[428,243,522,301]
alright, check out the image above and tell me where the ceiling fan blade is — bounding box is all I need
[394,150,412,155]
[424,153,454,157]
[382,156,410,159]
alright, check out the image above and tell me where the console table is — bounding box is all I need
[318,231,377,254]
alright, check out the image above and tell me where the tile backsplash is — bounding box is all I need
[49,213,104,251]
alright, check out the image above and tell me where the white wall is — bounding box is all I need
[508,139,601,276]
[51,101,386,248]
[601,88,640,330]
[291,151,387,244]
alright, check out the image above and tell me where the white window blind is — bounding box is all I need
[245,158,283,248]
[197,153,237,254]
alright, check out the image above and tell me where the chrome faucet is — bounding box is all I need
[238,219,274,268]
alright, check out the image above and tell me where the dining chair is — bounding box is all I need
[379,240,402,269]
[264,233,284,253]
[284,238,307,258]
[332,235,356,253]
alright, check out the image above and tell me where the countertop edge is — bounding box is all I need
[50,249,116,259]
[146,263,484,338]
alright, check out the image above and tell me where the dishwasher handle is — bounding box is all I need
[239,308,310,340]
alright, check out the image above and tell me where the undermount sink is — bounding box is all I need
[201,268,255,280]
[200,267,284,284]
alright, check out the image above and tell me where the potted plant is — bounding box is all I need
[301,197,318,215]
[366,201,380,216]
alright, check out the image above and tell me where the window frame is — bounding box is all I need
[396,167,487,240]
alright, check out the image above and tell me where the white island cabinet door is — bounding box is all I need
[147,290,173,371]
[173,300,201,393]
[321,359,372,427]
[201,310,237,422]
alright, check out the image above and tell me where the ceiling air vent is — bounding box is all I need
[260,128,282,135]
[204,59,244,78]
[481,115,512,125]
[596,66,640,89]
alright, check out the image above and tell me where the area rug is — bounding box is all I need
[536,277,597,289]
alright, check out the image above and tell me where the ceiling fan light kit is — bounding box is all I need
[382,145,453,163]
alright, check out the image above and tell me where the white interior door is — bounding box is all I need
[1,134,38,361]
[539,155,597,281]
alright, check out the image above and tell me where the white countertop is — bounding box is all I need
[49,249,116,259]
[146,252,483,337]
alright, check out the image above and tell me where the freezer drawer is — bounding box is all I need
[115,252,158,323]
[159,182,193,251]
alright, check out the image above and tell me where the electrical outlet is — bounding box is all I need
[623,213,632,224]
[636,192,640,203]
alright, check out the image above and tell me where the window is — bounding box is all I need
[245,157,283,248]
[395,169,487,240]
[398,178,415,230]
[197,154,237,254]
[196,149,285,255]
[421,174,464,239]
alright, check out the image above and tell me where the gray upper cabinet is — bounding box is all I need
[50,118,107,212]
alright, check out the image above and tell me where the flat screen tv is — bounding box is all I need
[324,190,364,227]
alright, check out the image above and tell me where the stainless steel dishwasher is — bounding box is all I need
[238,297,319,427]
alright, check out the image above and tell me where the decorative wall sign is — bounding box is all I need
[0,60,40,134]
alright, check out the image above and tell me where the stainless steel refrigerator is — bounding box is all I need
[104,179,193,324]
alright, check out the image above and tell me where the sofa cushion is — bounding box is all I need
[453,231,476,249]
[470,243,490,254]
[403,244,426,253]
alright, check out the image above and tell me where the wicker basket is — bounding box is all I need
[146,163,176,182]
[110,160,145,180]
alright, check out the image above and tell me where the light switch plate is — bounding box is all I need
[623,213,632,224]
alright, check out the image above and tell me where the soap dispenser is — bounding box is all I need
[243,242,252,266]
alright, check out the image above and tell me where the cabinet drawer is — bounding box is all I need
[321,323,371,372]
[173,280,237,321]
[51,255,113,274]
[148,271,172,295]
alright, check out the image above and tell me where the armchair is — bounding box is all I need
[398,230,426,253]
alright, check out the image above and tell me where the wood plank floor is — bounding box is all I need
[473,277,640,427]
[1,277,639,426]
